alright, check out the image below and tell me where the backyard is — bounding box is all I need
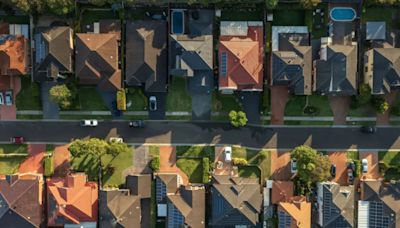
[79,9,119,31]
[16,76,41,110]
[285,95,332,116]
[232,147,271,181]
[362,7,399,30]
[379,151,400,180]
[166,77,192,112]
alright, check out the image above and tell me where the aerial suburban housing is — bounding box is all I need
[1,0,400,227]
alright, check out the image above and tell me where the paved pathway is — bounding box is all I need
[18,144,45,174]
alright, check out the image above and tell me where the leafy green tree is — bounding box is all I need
[108,141,131,156]
[11,0,45,13]
[229,110,248,127]
[46,0,74,15]
[49,84,73,109]
[300,0,321,8]
[291,145,331,185]
[266,0,278,9]
[150,157,160,172]
[358,84,372,105]
[372,96,389,114]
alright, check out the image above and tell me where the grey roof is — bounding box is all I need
[318,182,355,227]
[34,26,73,81]
[169,9,213,78]
[314,45,357,95]
[167,185,206,228]
[361,180,400,228]
[368,48,400,94]
[126,174,152,199]
[99,189,140,228]
[210,175,262,227]
[272,33,312,95]
[366,22,386,41]
[125,20,167,92]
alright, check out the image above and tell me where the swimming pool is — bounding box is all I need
[171,10,185,34]
[330,7,356,22]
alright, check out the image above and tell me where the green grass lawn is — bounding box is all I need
[78,87,108,111]
[363,7,398,30]
[126,88,148,111]
[0,144,28,154]
[379,151,400,180]
[166,77,191,112]
[81,9,118,29]
[176,146,214,158]
[348,103,376,117]
[0,157,27,174]
[232,147,271,180]
[285,95,332,116]
[272,9,305,26]
[238,166,261,179]
[347,151,359,161]
[16,114,43,119]
[16,76,42,110]
[176,158,203,183]
[212,92,242,113]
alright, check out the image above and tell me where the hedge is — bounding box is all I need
[202,157,210,183]
[150,156,160,172]
[117,89,126,111]
[354,159,361,177]
[232,157,248,166]
[44,156,54,177]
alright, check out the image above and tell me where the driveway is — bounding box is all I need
[158,146,188,185]
[329,96,350,125]
[0,75,20,120]
[147,92,166,120]
[188,71,213,120]
[328,151,348,185]
[270,86,289,125]
[239,92,261,124]
[270,151,293,180]
[376,91,397,125]
[18,144,45,174]
[41,82,59,119]
[360,152,380,180]
[129,146,152,174]
[213,146,235,176]
[52,144,70,177]
[192,94,211,120]
[98,89,123,120]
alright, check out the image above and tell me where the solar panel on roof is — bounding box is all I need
[220,52,227,77]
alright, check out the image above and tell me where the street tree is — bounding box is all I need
[49,84,73,109]
[229,110,248,127]
[46,0,74,15]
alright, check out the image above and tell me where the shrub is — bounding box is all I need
[44,156,54,177]
[117,89,126,111]
[232,158,248,166]
[202,157,210,183]
[229,110,248,127]
[303,106,318,115]
[150,157,160,172]
[258,151,268,160]
[354,159,362,177]
[358,84,372,105]
[372,96,389,114]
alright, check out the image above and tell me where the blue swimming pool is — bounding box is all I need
[171,10,185,34]
[330,7,356,22]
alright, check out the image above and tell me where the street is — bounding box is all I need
[0,121,399,150]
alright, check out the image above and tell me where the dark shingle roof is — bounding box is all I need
[125,20,167,92]
[369,48,400,94]
[126,174,152,199]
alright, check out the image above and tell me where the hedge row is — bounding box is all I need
[44,156,54,177]
[202,157,210,183]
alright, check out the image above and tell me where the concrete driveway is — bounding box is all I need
[239,91,261,124]
[360,152,380,180]
[192,93,211,120]
[188,71,213,120]
[270,151,293,180]
[0,75,20,120]
[328,151,348,185]
[147,92,166,120]
[270,86,289,125]
[41,82,59,119]
[98,90,122,120]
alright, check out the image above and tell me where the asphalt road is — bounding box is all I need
[1,121,399,150]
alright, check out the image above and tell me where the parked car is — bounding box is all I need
[5,91,12,106]
[361,126,377,134]
[80,120,98,127]
[348,161,355,172]
[362,159,368,173]
[11,136,24,144]
[149,96,157,111]
[291,159,298,174]
[330,164,337,178]
[129,120,144,128]
[0,92,4,105]
[347,168,354,184]
[109,137,123,143]
[224,146,232,162]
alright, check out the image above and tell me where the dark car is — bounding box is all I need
[330,164,337,178]
[129,120,144,128]
[360,126,377,134]
[11,136,24,144]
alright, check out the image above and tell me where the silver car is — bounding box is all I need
[5,91,12,106]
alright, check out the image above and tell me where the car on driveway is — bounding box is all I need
[362,159,368,173]
[224,146,232,162]
[0,92,4,105]
[291,159,297,174]
[149,96,157,111]
[361,126,377,134]
[347,167,354,184]
[330,164,337,178]
[129,120,144,128]
[11,136,24,144]
[5,91,12,106]
[80,120,98,127]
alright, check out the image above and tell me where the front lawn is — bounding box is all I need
[166,77,191,112]
[0,157,27,174]
[176,146,214,158]
[285,95,332,116]
[238,166,261,179]
[126,88,148,111]
[212,92,242,113]
[16,76,42,110]
[78,87,108,111]
[176,158,203,183]
[348,103,375,117]
[232,147,271,180]
[379,151,400,180]
[0,144,28,154]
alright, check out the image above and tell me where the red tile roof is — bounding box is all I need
[272,181,294,204]
[219,26,264,91]
[47,173,98,226]
[278,196,311,228]
[0,35,28,76]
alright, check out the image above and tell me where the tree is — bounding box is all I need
[229,110,248,127]
[10,0,45,13]
[300,0,321,9]
[108,141,131,156]
[291,145,331,186]
[49,84,73,109]
[358,84,372,105]
[150,157,160,172]
[266,0,278,9]
[46,0,74,15]
[372,96,389,114]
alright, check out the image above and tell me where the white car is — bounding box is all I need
[291,159,298,174]
[109,137,123,143]
[80,119,98,127]
[0,92,4,105]
[224,146,232,162]
[5,91,12,106]
[149,96,157,111]
[362,159,368,173]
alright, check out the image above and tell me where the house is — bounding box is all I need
[169,9,213,87]
[0,34,28,76]
[210,175,262,227]
[99,174,152,228]
[271,26,312,95]
[358,180,400,228]
[125,20,167,92]
[0,174,44,228]
[317,182,355,227]
[155,174,205,227]
[34,26,73,81]
[314,37,358,96]
[271,180,294,205]
[218,21,264,93]
[277,196,311,228]
[75,20,121,91]
[47,173,98,227]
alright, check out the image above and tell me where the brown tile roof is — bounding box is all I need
[47,173,98,226]
[272,181,294,204]
[126,174,152,199]
[278,196,311,228]
[219,26,264,91]
[0,174,43,228]
[0,22,9,34]
[75,32,121,91]
[0,34,28,76]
